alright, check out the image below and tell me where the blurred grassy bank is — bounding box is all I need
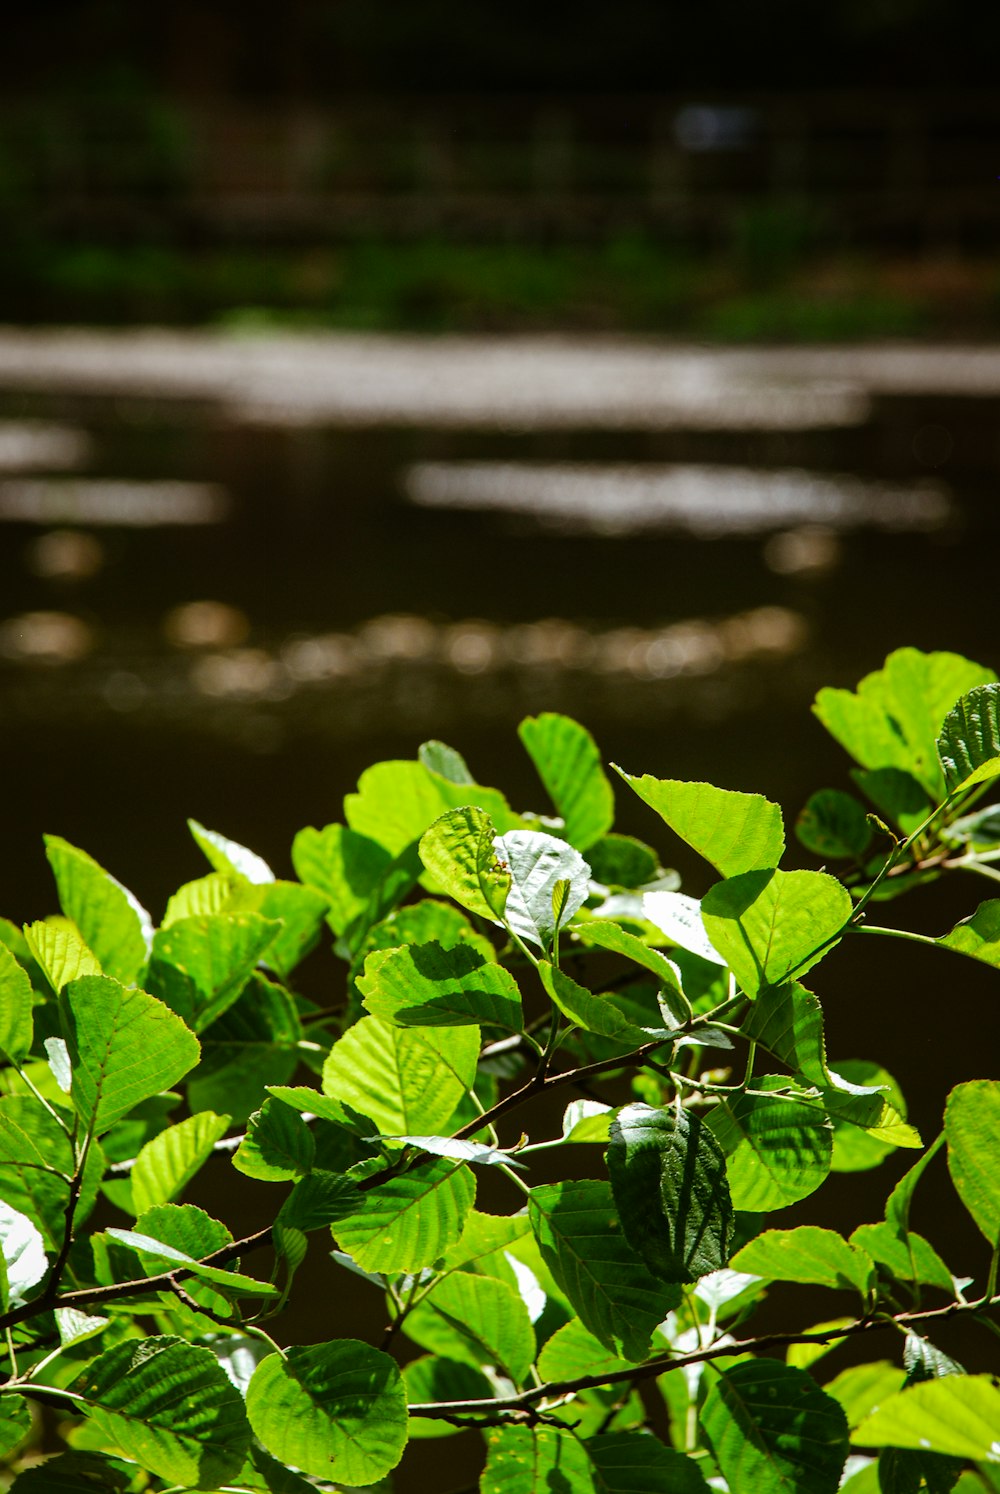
[4,234,999,339]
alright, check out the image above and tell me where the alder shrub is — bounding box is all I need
[0,646,999,1494]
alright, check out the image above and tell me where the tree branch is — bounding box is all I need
[407,1291,1000,1420]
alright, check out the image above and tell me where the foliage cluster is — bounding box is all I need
[0,646,998,1492]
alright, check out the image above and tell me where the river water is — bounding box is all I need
[0,331,996,1480]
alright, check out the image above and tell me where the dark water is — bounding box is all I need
[0,369,997,1487]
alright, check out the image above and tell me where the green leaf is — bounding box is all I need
[586,1432,713,1493]
[938,899,1000,970]
[237,881,329,981]
[359,898,497,968]
[529,1179,680,1361]
[854,1375,1000,1460]
[731,1227,873,1294]
[0,1096,104,1248]
[886,1132,945,1237]
[105,1226,277,1298]
[321,1016,478,1136]
[60,974,200,1135]
[607,1103,734,1283]
[937,683,1000,796]
[146,912,281,1031]
[24,918,101,992]
[277,1169,358,1231]
[332,1157,476,1272]
[824,1062,920,1171]
[8,1452,135,1491]
[74,1335,251,1488]
[743,980,836,1089]
[824,1362,907,1430]
[44,835,152,986]
[519,714,614,851]
[188,971,302,1125]
[247,1340,406,1484]
[188,818,274,883]
[0,1393,31,1457]
[0,1199,48,1308]
[403,1355,493,1439]
[405,1268,536,1382]
[851,767,930,837]
[232,1099,315,1181]
[358,940,523,1031]
[701,1359,850,1494]
[615,770,784,877]
[495,830,591,950]
[131,1110,230,1214]
[481,1425,595,1493]
[0,942,33,1061]
[442,1208,532,1270]
[848,1222,953,1293]
[587,834,660,889]
[419,738,476,783]
[537,1317,637,1383]
[291,822,392,938]
[569,920,689,1021]
[540,961,651,1043]
[944,1080,1000,1243]
[419,805,512,923]
[701,869,852,995]
[162,871,239,925]
[814,648,994,799]
[345,757,518,854]
[643,890,726,965]
[796,790,873,860]
[708,1084,833,1209]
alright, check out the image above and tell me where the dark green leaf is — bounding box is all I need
[60,974,200,1135]
[852,767,931,836]
[74,1335,251,1487]
[701,1359,849,1494]
[587,1432,713,1493]
[519,713,614,852]
[277,1169,358,1230]
[358,939,522,1031]
[937,683,1000,796]
[0,1096,103,1248]
[403,1355,493,1439]
[8,1451,133,1490]
[796,790,873,860]
[188,972,301,1125]
[608,1103,734,1283]
[529,1179,680,1361]
[481,1424,595,1493]
[615,770,784,876]
[586,834,660,890]
[0,1393,31,1457]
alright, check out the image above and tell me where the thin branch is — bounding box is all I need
[407,1291,1000,1420]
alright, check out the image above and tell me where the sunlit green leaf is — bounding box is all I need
[146,913,281,1031]
[60,974,200,1135]
[0,1198,47,1308]
[537,1318,637,1383]
[44,835,152,986]
[848,1222,953,1293]
[291,821,392,939]
[825,1362,907,1430]
[405,1269,535,1383]
[944,1080,1000,1243]
[701,869,852,995]
[0,942,33,1062]
[731,1227,873,1295]
[495,831,591,950]
[106,1225,277,1299]
[232,1099,315,1181]
[938,899,1000,970]
[529,1179,679,1361]
[855,1375,1000,1460]
[345,757,519,854]
[0,1096,103,1248]
[702,1359,849,1494]
[321,1016,478,1136]
[481,1424,595,1493]
[24,918,101,993]
[333,1157,476,1272]
[358,940,522,1031]
[188,818,274,884]
[615,770,784,877]
[568,919,689,1020]
[608,1103,734,1283]
[74,1335,251,1487]
[540,961,651,1042]
[519,714,614,851]
[708,1083,832,1209]
[131,1110,230,1214]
